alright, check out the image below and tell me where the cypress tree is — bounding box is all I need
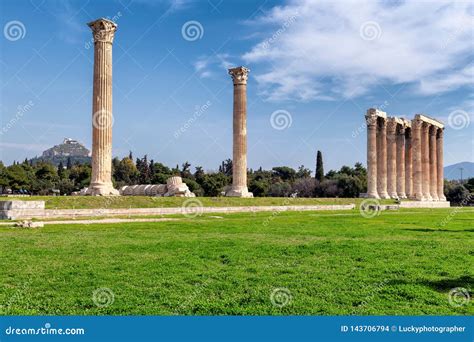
[315,150,324,181]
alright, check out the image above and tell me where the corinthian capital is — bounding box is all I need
[88,18,118,44]
[387,118,398,134]
[229,66,250,85]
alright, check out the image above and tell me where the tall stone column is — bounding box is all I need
[377,118,389,199]
[421,123,432,201]
[226,66,253,198]
[386,118,398,199]
[437,128,446,201]
[429,126,439,201]
[405,128,413,199]
[412,118,424,200]
[396,123,406,198]
[86,19,119,196]
[365,110,379,198]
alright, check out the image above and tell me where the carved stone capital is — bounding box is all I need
[421,122,430,133]
[365,113,377,127]
[429,125,438,136]
[437,127,444,139]
[88,18,118,44]
[398,125,406,135]
[412,118,423,130]
[387,118,398,134]
[229,66,250,85]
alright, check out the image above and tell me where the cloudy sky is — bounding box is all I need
[1,0,473,173]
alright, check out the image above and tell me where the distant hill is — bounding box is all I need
[444,162,474,181]
[31,138,91,166]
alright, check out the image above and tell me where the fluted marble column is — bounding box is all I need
[366,110,379,198]
[377,117,390,199]
[405,129,413,199]
[86,18,119,196]
[421,123,432,201]
[396,124,406,198]
[226,66,253,198]
[429,126,439,201]
[386,118,398,199]
[437,128,446,201]
[412,118,424,200]
[377,118,389,199]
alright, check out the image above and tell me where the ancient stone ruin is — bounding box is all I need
[225,66,253,198]
[85,18,119,196]
[365,109,447,201]
[118,176,195,197]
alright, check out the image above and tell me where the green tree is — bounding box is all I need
[296,165,311,178]
[272,166,296,182]
[200,173,229,196]
[316,150,324,181]
[114,157,140,186]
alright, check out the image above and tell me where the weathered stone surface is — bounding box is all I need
[0,201,45,220]
[41,204,357,219]
[164,176,195,197]
[365,109,379,198]
[226,66,253,198]
[365,109,445,202]
[117,177,195,197]
[85,18,119,196]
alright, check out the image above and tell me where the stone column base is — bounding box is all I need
[84,183,120,196]
[366,192,380,199]
[378,192,390,199]
[225,187,253,198]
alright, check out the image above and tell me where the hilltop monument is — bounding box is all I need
[365,109,446,201]
[226,66,253,198]
[85,18,119,196]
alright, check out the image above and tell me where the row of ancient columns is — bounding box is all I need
[366,109,446,201]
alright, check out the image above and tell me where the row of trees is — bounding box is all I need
[0,151,472,204]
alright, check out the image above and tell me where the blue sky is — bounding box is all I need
[1,0,473,172]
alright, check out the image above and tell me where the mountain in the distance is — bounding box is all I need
[444,162,474,181]
[30,138,91,166]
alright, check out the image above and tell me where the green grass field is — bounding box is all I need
[11,196,395,209]
[0,208,472,315]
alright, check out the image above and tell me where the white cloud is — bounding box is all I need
[242,0,473,101]
[194,53,234,78]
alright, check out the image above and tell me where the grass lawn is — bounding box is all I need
[11,196,395,209]
[0,208,472,315]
